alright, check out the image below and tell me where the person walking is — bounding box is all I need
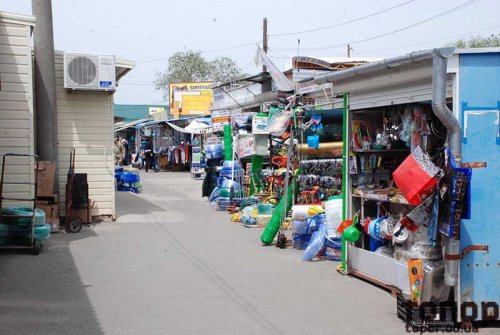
[122,139,130,165]
[141,136,154,172]
[114,137,125,166]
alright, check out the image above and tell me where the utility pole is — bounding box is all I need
[262,17,268,72]
[32,0,59,193]
[347,44,352,58]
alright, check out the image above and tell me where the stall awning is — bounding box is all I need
[166,118,212,134]
[114,118,152,132]
[209,90,278,112]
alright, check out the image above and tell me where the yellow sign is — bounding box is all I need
[169,82,213,118]
[169,82,213,105]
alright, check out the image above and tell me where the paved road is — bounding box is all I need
[2,172,494,335]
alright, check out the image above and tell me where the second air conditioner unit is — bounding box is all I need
[64,53,116,91]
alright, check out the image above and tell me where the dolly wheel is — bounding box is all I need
[68,218,83,233]
[33,240,42,255]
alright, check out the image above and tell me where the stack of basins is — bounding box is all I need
[115,166,141,192]
[209,160,244,211]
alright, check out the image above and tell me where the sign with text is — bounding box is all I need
[211,110,230,132]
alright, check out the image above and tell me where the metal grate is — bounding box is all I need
[67,56,97,85]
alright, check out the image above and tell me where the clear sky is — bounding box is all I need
[1,0,499,104]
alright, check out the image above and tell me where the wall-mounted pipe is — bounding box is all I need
[431,48,462,287]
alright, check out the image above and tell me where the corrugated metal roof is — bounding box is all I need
[114,118,152,131]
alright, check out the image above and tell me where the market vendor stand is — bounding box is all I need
[314,48,499,327]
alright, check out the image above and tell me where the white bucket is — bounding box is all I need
[325,196,342,237]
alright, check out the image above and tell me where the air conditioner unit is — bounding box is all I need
[64,53,116,91]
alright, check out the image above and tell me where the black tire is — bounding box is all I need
[33,240,42,255]
[68,218,83,233]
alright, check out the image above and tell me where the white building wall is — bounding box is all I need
[54,53,115,218]
[0,13,35,206]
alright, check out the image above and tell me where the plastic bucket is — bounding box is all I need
[307,135,319,148]
[293,220,309,235]
[293,234,311,250]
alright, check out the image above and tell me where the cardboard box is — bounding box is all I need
[36,161,56,196]
[46,218,60,233]
[36,202,59,219]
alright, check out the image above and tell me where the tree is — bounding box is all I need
[447,34,500,48]
[207,57,243,83]
[154,50,243,93]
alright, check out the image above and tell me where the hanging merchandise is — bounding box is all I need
[298,159,342,175]
[393,146,443,206]
[253,134,269,156]
[271,155,288,168]
[400,106,413,148]
[252,113,269,134]
[349,155,358,175]
[307,135,319,149]
[297,159,342,204]
[306,115,322,149]
[437,150,472,238]
[399,195,435,232]
[266,109,292,137]
[237,134,256,158]
[310,115,323,133]
[427,191,440,244]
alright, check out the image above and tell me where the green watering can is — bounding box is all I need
[339,214,361,274]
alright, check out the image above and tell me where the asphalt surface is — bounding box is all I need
[1,172,496,334]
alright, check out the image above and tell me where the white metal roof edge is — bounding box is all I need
[454,47,500,54]
[116,58,135,80]
[0,11,36,26]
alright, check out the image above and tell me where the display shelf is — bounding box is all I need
[347,244,410,296]
[353,149,410,154]
[352,194,413,206]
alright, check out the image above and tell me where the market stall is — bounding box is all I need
[312,47,500,327]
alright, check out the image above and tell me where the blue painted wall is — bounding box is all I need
[459,52,500,319]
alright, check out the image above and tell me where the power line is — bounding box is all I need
[135,41,261,65]
[354,23,500,55]
[269,0,417,37]
[271,0,480,52]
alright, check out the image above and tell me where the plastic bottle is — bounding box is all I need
[324,196,342,237]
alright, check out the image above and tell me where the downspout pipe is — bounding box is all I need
[431,48,462,287]
[431,48,462,165]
